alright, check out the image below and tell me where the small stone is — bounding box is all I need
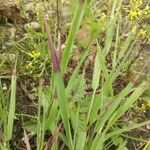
[2,82,7,90]
[8,26,16,39]
[139,56,144,60]
[89,55,94,62]
[24,2,33,13]
[76,26,91,48]
[146,124,150,129]
[62,0,69,5]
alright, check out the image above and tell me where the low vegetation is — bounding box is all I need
[0,0,150,149]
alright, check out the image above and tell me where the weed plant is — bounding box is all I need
[0,0,150,150]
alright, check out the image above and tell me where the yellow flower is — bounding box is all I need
[124,0,144,21]
[131,26,137,34]
[101,12,107,19]
[141,100,150,112]
[141,103,146,112]
[26,61,33,69]
[29,51,40,58]
[130,11,137,17]
[140,29,146,38]
[145,6,150,10]
[134,0,142,6]
[143,6,150,15]
[129,9,141,20]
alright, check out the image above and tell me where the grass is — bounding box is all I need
[0,0,150,149]
[5,68,17,141]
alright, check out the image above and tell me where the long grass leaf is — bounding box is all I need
[6,69,17,140]
[106,82,147,129]
[94,83,133,133]
[75,132,86,150]
[55,73,73,149]
[92,42,101,90]
[66,47,89,96]
[61,1,84,73]
[105,120,150,141]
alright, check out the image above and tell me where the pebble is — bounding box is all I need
[24,2,34,14]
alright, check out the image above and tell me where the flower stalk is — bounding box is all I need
[44,19,61,73]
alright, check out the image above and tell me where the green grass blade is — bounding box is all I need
[143,139,150,150]
[106,82,147,129]
[45,100,58,130]
[37,80,42,150]
[104,15,116,56]
[0,145,8,150]
[61,1,84,73]
[105,120,150,141]
[6,70,17,141]
[118,33,133,61]
[91,83,147,150]
[112,21,120,69]
[75,132,86,150]
[73,105,80,146]
[55,73,73,149]
[94,83,133,133]
[92,42,101,91]
[66,47,89,96]
[87,42,102,124]
[37,79,47,150]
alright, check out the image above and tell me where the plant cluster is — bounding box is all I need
[0,0,150,150]
[124,0,150,40]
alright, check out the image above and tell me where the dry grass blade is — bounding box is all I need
[45,123,62,150]
[143,139,150,150]
[23,129,31,150]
